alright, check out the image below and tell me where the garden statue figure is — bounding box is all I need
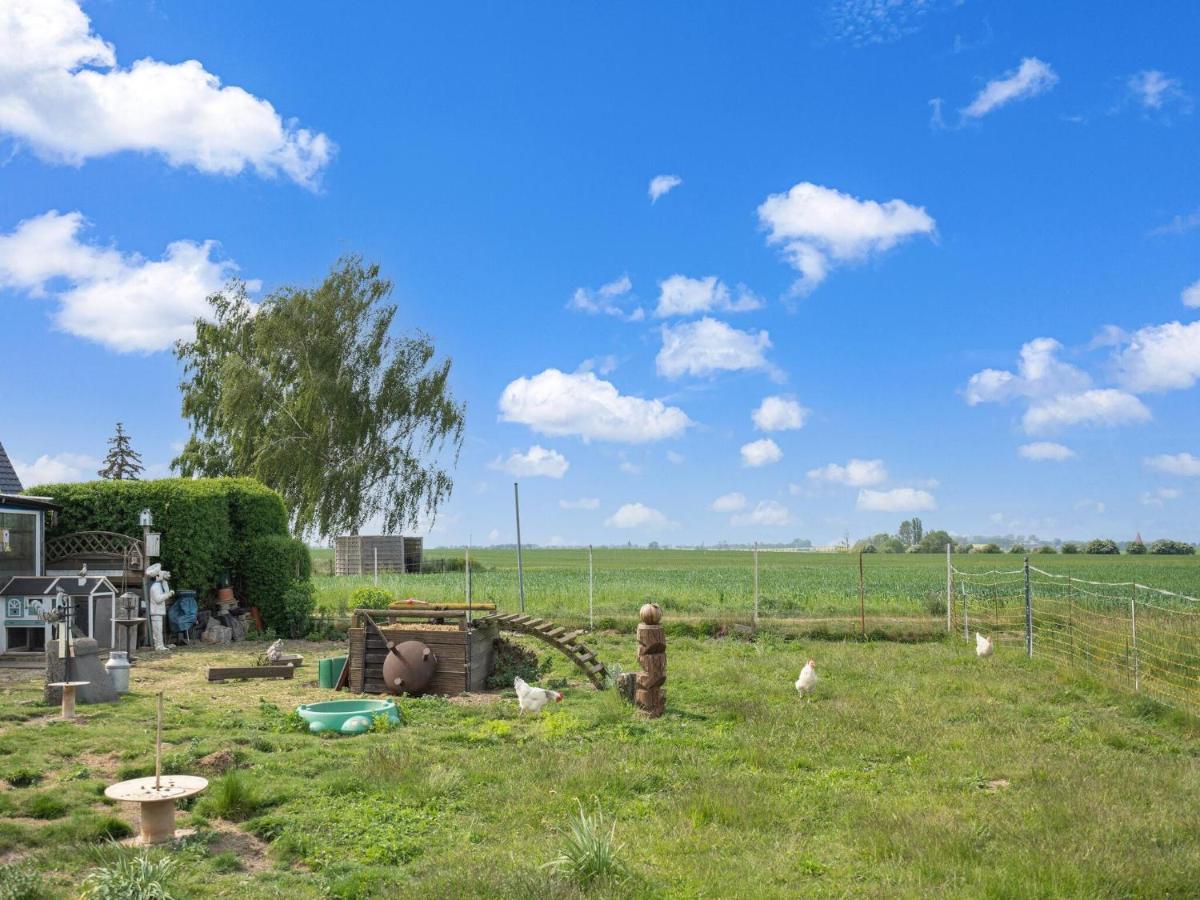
[146,563,174,652]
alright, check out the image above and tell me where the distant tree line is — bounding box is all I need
[853,521,1195,556]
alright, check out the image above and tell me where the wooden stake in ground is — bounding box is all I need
[635,603,666,718]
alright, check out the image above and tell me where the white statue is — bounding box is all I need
[145,563,174,652]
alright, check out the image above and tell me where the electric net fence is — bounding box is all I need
[949,556,1200,716]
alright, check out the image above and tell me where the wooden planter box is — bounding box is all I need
[348,618,496,695]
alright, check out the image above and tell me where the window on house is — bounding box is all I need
[0,512,38,577]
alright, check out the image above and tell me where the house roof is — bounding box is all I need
[0,575,118,597]
[0,442,22,494]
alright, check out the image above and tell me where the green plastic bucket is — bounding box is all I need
[317,655,348,689]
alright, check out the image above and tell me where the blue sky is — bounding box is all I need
[2,0,1198,546]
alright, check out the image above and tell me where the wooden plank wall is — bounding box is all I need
[347,622,495,695]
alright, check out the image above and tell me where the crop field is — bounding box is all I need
[2,635,1199,897]
[312,548,1200,626]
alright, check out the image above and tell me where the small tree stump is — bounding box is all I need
[615,672,636,704]
[635,605,666,718]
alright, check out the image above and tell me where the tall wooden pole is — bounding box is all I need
[588,545,594,630]
[155,691,164,790]
[514,483,526,613]
[945,542,952,634]
[752,542,759,630]
[858,550,866,638]
[1024,555,1033,658]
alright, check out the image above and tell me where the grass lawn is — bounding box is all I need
[2,632,1198,897]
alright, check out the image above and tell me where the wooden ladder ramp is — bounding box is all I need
[478,613,609,689]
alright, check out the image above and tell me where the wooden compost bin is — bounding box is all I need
[347,609,497,695]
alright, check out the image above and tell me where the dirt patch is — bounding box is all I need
[448,692,504,707]
[984,778,1011,792]
[207,819,273,873]
[77,750,122,780]
[197,750,240,774]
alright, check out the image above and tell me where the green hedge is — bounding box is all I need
[239,534,313,636]
[27,477,310,634]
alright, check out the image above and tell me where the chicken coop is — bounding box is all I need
[334,535,423,576]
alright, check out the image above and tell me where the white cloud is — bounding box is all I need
[1126,70,1191,114]
[559,497,600,510]
[740,438,783,468]
[752,396,809,432]
[1141,487,1182,507]
[824,0,953,46]
[1022,389,1151,433]
[757,182,935,295]
[665,450,685,464]
[1144,452,1200,477]
[486,528,501,543]
[605,502,671,529]
[1152,208,1200,236]
[499,369,692,443]
[567,275,644,322]
[648,174,682,203]
[656,317,777,380]
[964,338,1090,405]
[578,354,619,376]
[856,487,937,512]
[0,0,333,187]
[0,210,241,352]
[488,445,569,479]
[1113,321,1200,393]
[711,491,747,513]
[12,452,96,485]
[807,458,887,487]
[731,500,791,527]
[619,460,641,475]
[1182,280,1200,308]
[654,275,762,317]
[962,57,1058,119]
[1074,498,1105,515]
[1017,442,1076,462]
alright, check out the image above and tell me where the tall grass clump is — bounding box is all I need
[81,843,177,899]
[0,863,42,900]
[200,770,263,822]
[542,800,627,888]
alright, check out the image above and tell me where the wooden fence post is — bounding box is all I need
[635,604,666,718]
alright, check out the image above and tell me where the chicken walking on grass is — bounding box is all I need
[514,676,563,715]
[976,632,994,658]
[795,659,818,698]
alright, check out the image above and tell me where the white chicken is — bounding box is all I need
[514,676,563,715]
[976,632,994,658]
[794,659,818,697]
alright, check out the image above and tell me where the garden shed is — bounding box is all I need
[335,535,423,575]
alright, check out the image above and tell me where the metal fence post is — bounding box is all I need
[588,544,594,630]
[858,550,865,638]
[514,482,525,613]
[373,547,378,586]
[1131,583,1140,691]
[945,542,952,634]
[752,542,760,631]
[1024,555,1033,658]
[963,590,969,641]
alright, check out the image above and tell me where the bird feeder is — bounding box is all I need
[104,693,207,845]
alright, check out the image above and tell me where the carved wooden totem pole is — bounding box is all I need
[635,603,666,717]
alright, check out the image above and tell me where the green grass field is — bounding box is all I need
[3,633,1200,897]
[311,548,1200,625]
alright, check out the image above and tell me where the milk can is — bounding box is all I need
[105,651,131,694]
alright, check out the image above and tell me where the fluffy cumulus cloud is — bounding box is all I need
[654,275,762,317]
[806,458,887,487]
[856,487,937,512]
[567,275,644,322]
[559,497,600,510]
[740,438,782,468]
[1112,321,1200,393]
[962,57,1058,119]
[656,317,777,379]
[499,369,691,443]
[0,210,241,352]
[964,337,1151,434]
[12,452,97,485]
[710,491,747,513]
[605,502,671,529]
[1144,452,1200,477]
[0,0,333,186]
[488,445,569,479]
[1017,442,1076,461]
[757,182,935,295]
[648,174,682,203]
[752,396,809,432]
[1022,389,1151,432]
[731,500,790,527]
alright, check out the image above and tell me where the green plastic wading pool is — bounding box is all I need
[296,699,401,735]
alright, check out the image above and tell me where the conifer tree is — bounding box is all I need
[98,422,144,480]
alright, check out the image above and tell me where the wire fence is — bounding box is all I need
[950,554,1200,717]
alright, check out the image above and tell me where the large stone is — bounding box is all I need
[44,637,119,705]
